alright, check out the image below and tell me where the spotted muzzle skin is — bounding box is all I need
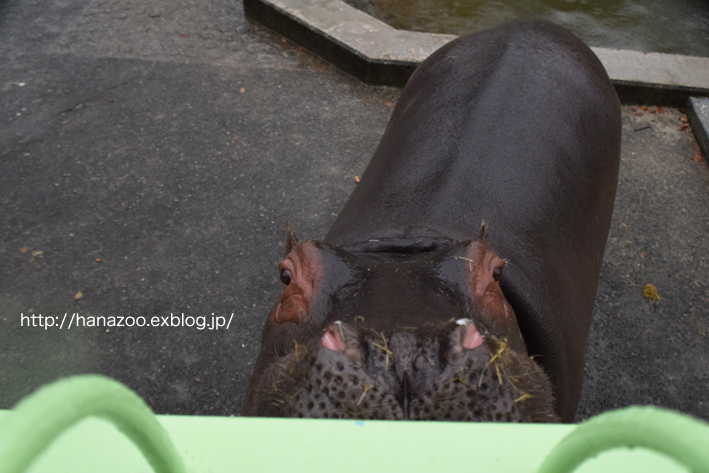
[259,322,556,421]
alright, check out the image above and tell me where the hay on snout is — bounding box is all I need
[293,339,306,362]
[371,331,393,370]
[357,383,373,406]
[453,256,475,271]
[481,336,533,403]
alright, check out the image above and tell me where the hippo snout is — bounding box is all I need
[262,320,557,422]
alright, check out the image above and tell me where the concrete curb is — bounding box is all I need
[244,0,709,105]
[687,97,709,158]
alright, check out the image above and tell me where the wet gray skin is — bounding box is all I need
[243,20,621,422]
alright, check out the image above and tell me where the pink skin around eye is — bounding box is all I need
[273,242,322,324]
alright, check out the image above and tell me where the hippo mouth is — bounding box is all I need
[256,320,557,422]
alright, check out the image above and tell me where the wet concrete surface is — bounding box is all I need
[0,0,707,421]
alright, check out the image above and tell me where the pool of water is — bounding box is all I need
[344,0,709,57]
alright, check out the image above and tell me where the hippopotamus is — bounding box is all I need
[241,18,621,423]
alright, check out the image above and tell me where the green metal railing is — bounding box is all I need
[0,375,707,473]
[0,376,185,473]
[537,406,709,473]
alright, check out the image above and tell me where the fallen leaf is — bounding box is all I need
[680,115,688,122]
[385,101,393,107]
[693,152,704,162]
[75,291,83,300]
[620,222,628,228]
[638,105,649,112]
[239,87,245,93]
[180,33,189,38]
[19,247,28,254]
[642,283,660,302]
[680,124,689,131]
[2,82,26,92]
[195,377,201,382]
[32,250,43,256]
[635,113,643,116]
[95,258,102,262]
[657,107,664,114]
[355,176,360,183]
[640,252,646,258]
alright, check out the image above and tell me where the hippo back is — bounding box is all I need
[325,19,621,421]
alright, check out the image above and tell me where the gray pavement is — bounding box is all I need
[1,0,707,422]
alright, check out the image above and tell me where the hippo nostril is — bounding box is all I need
[322,321,346,351]
[455,318,485,350]
[463,324,484,349]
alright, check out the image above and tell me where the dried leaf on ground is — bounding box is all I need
[642,284,661,302]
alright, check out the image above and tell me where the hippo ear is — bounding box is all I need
[285,221,298,255]
[479,219,489,241]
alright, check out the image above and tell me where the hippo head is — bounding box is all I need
[241,225,557,422]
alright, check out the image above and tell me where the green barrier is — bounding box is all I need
[0,376,186,473]
[0,375,708,473]
[538,406,709,473]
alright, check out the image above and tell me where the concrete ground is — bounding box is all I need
[0,0,707,422]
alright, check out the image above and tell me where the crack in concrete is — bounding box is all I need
[63,67,153,113]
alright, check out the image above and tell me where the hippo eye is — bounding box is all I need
[493,266,502,281]
[280,269,292,286]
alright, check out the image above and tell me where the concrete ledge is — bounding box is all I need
[687,97,709,158]
[245,0,709,105]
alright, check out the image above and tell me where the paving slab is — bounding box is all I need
[0,0,707,422]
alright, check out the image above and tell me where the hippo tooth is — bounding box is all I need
[455,319,484,349]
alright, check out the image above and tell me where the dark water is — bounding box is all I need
[345,0,709,57]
